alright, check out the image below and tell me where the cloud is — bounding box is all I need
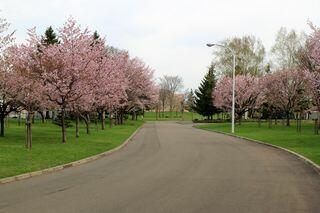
[1,0,319,89]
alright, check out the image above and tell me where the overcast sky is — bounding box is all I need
[1,0,320,89]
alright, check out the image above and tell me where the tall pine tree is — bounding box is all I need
[193,64,217,120]
[41,26,59,46]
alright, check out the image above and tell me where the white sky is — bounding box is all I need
[1,0,320,90]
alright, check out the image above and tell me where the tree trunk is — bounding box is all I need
[318,113,320,134]
[101,111,106,130]
[0,115,4,137]
[52,111,55,123]
[315,112,319,135]
[25,112,34,149]
[109,112,113,128]
[75,114,80,138]
[132,111,135,120]
[94,113,98,131]
[296,113,302,133]
[286,112,290,126]
[299,116,302,133]
[61,110,67,143]
[81,116,90,134]
[45,110,50,119]
[120,113,124,124]
[114,113,117,125]
[18,113,21,126]
[39,111,45,123]
[286,117,290,126]
[268,115,272,128]
[83,114,90,134]
[238,115,242,125]
[5,117,9,128]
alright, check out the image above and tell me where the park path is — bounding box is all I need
[0,121,319,213]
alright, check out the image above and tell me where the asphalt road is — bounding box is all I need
[1,121,320,213]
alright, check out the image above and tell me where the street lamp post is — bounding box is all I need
[207,43,236,133]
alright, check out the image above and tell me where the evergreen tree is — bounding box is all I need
[41,26,59,46]
[186,89,195,111]
[91,31,101,46]
[193,64,217,120]
[93,31,100,40]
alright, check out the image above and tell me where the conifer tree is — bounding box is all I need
[193,64,217,120]
[41,26,59,45]
[93,31,100,40]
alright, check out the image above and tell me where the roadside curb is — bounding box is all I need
[0,124,144,185]
[194,125,320,175]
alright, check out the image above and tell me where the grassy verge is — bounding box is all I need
[0,119,143,179]
[197,121,320,165]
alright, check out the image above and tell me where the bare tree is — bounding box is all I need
[159,75,183,117]
[158,87,169,117]
[186,89,195,120]
[179,90,190,120]
[271,27,306,70]
[212,35,265,76]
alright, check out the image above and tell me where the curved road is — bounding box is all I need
[1,122,320,213]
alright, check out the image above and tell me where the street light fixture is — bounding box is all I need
[207,43,236,133]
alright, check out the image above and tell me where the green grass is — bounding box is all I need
[143,111,204,121]
[197,121,320,165]
[0,119,143,179]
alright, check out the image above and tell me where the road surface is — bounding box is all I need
[0,121,320,213]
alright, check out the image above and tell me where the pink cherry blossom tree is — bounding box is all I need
[260,69,311,126]
[306,71,320,133]
[27,18,102,143]
[120,57,156,121]
[7,43,45,148]
[213,74,261,123]
[305,23,320,72]
[0,61,20,137]
[0,17,16,137]
[92,46,127,130]
[304,23,320,133]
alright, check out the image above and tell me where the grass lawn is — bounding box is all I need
[143,111,204,121]
[0,119,143,179]
[197,121,320,165]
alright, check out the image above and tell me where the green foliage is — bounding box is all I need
[93,31,100,40]
[193,64,218,119]
[41,26,59,45]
